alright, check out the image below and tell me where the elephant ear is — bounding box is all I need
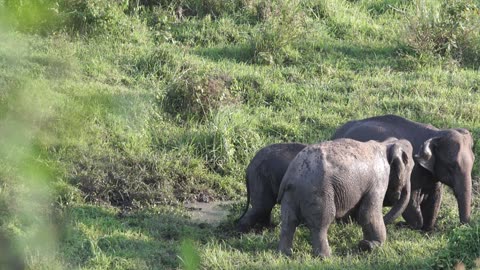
[414,137,439,173]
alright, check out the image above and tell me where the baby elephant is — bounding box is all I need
[277,138,414,257]
[237,143,307,233]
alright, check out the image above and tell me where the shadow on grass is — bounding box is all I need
[311,42,415,72]
[193,40,416,73]
[193,44,254,64]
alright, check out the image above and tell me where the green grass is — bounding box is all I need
[1,0,480,269]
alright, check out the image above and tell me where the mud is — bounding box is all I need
[184,201,235,225]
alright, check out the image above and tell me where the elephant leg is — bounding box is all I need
[420,182,442,231]
[401,189,424,229]
[238,186,277,232]
[303,199,334,258]
[357,196,386,251]
[237,205,274,232]
[278,198,299,256]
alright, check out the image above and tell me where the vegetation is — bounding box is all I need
[0,0,480,269]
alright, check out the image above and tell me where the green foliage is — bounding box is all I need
[405,0,480,67]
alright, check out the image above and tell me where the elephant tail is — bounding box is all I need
[277,176,288,204]
[237,174,251,222]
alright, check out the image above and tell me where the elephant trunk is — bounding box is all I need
[454,174,472,224]
[384,178,411,224]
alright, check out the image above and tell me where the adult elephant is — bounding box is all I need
[237,143,307,233]
[277,138,414,257]
[333,114,475,231]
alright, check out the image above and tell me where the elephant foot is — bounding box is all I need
[395,221,428,231]
[312,248,331,258]
[421,224,435,232]
[394,221,410,229]
[278,246,293,257]
[358,240,380,252]
[236,221,251,233]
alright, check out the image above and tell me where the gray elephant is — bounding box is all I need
[277,138,414,257]
[237,143,307,233]
[333,114,475,231]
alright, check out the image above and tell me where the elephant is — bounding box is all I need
[237,143,307,233]
[277,138,414,257]
[333,114,475,231]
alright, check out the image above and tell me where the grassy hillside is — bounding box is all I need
[1,0,480,269]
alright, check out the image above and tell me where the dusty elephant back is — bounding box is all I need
[279,139,390,218]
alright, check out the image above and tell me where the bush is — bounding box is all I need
[163,66,239,121]
[250,0,306,65]
[405,0,480,67]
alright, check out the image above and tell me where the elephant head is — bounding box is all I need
[383,139,414,224]
[414,129,475,224]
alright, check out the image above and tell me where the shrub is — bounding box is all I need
[405,0,480,67]
[163,66,239,121]
[250,0,306,65]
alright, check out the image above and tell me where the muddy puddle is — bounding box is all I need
[184,201,236,226]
